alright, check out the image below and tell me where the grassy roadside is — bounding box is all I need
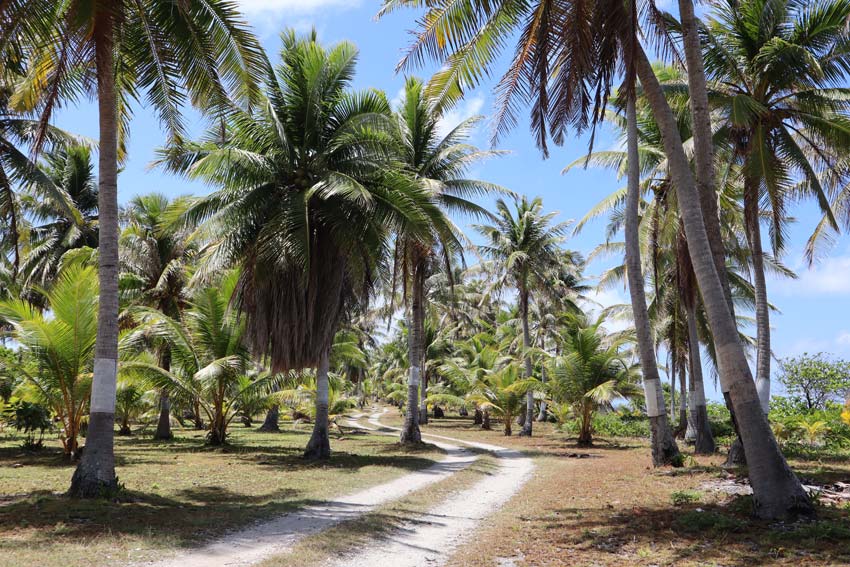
[399,413,850,567]
[0,420,444,567]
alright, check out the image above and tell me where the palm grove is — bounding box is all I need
[0,0,848,523]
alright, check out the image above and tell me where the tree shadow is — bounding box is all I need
[524,498,850,566]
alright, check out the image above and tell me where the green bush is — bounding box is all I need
[559,411,650,438]
[705,402,734,439]
[1,398,53,449]
[670,490,702,506]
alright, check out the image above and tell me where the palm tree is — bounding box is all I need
[160,31,439,459]
[475,196,569,437]
[699,0,850,412]
[121,193,197,440]
[124,272,275,445]
[469,362,524,436]
[0,64,79,282]
[548,314,641,447]
[2,0,265,497]
[390,76,504,442]
[0,266,98,458]
[381,0,815,517]
[19,145,98,291]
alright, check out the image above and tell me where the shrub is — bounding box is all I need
[671,490,702,506]
[1,399,52,449]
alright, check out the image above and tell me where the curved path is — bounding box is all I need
[330,411,534,567]
[144,409,532,567]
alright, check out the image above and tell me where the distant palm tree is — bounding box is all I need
[19,145,98,291]
[161,31,439,459]
[124,272,277,446]
[548,314,640,447]
[121,193,197,440]
[469,362,524,436]
[2,0,266,497]
[391,76,504,441]
[475,196,569,436]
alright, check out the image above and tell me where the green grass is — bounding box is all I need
[0,420,444,567]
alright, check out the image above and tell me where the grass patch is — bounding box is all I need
[0,419,444,567]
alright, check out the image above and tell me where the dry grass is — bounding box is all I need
[401,413,850,567]
[0,420,444,567]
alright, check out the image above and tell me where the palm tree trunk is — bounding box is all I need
[634,46,811,519]
[677,0,748,462]
[259,404,281,432]
[519,287,534,437]
[686,302,716,454]
[677,0,735,316]
[304,350,331,459]
[419,368,429,425]
[400,262,423,443]
[482,408,491,430]
[154,348,173,440]
[536,334,548,421]
[625,93,680,465]
[678,358,688,435]
[69,17,119,498]
[744,177,771,413]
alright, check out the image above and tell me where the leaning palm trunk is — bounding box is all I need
[686,302,716,454]
[625,94,680,465]
[70,20,119,498]
[304,351,331,459]
[259,404,280,432]
[400,264,423,443]
[677,0,735,316]
[677,0,747,463]
[745,177,771,413]
[634,46,811,519]
[519,288,534,437]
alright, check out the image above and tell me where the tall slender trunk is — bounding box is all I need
[677,0,734,317]
[744,175,771,413]
[304,350,331,459]
[259,404,281,432]
[419,368,429,425]
[678,357,688,434]
[400,260,423,443]
[635,46,811,519]
[625,94,680,465]
[70,18,119,498]
[536,334,548,421]
[519,286,534,437]
[154,348,173,440]
[677,0,747,462]
[686,302,716,454]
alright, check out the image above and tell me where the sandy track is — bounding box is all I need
[327,412,535,567]
[142,411,475,567]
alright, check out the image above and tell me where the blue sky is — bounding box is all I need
[51,1,850,399]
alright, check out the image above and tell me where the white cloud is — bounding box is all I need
[774,254,850,296]
[582,287,632,333]
[436,95,485,141]
[237,0,360,15]
[837,331,850,346]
